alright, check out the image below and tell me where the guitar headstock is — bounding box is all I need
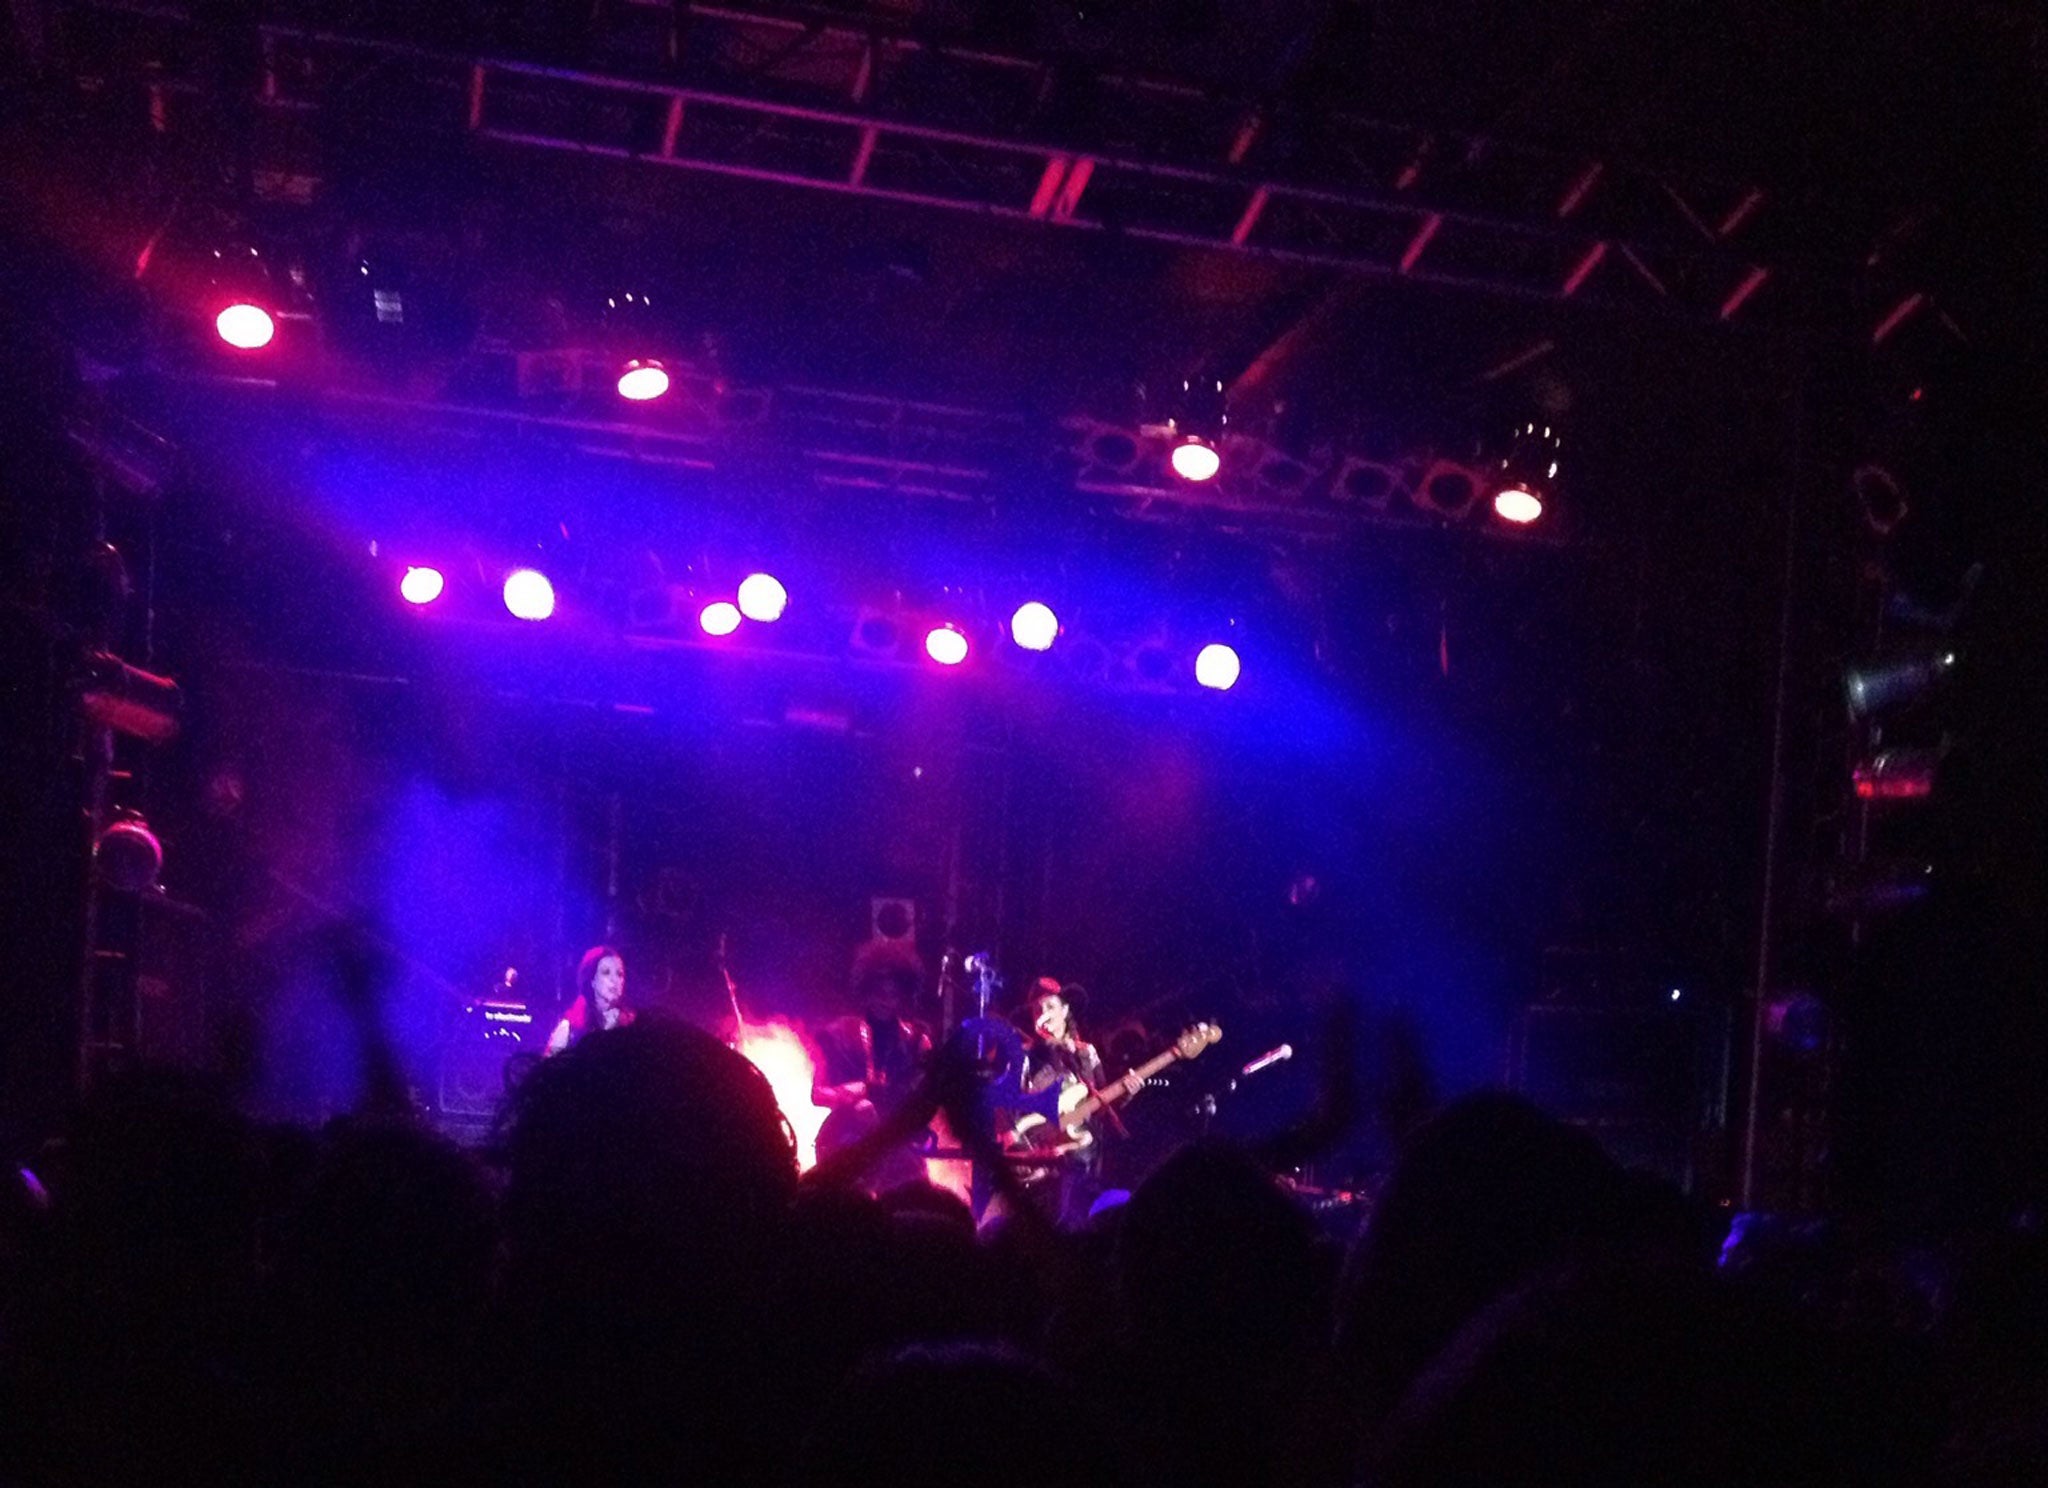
[1174,1022,1222,1060]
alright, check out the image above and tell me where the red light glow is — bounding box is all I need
[925,625,969,666]
[734,1020,826,1171]
[699,600,743,636]
[1852,749,1940,801]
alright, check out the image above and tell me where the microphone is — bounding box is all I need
[1240,1043,1293,1078]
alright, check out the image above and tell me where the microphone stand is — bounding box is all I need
[937,948,957,1043]
[717,933,746,1043]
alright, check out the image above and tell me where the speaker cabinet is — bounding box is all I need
[869,896,916,944]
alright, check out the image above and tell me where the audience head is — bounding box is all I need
[501,1019,797,1303]
[798,1342,1113,1488]
[1119,1140,1325,1364]
[1373,1260,1940,1488]
[1336,1091,1648,1422]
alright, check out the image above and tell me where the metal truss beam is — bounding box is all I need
[61,0,1798,329]
[143,368,1552,543]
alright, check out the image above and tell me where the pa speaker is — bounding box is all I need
[869,897,916,944]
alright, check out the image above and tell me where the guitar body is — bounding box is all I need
[1008,1077,1095,1153]
[1004,1022,1221,1154]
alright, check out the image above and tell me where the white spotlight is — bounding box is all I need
[503,568,556,621]
[1194,642,1241,691]
[1170,436,1221,483]
[737,572,788,622]
[1493,486,1544,524]
[1009,601,1059,651]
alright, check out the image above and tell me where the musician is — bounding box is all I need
[1021,979,1107,1109]
[811,940,934,1187]
[544,945,634,1056]
[812,940,932,1112]
[1016,979,1138,1223]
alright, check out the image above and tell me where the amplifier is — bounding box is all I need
[438,999,535,1117]
[1506,1002,1730,1192]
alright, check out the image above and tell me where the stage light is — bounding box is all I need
[76,651,181,743]
[851,609,902,656]
[1765,992,1830,1056]
[1194,642,1241,691]
[1494,485,1544,524]
[1852,746,1941,801]
[616,359,670,401]
[1826,860,1934,917]
[1170,436,1222,483]
[399,566,445,605]
[215,302,275,350]
[1132,644,1175,685]
[734,1020,826,1171]
[199,241,280,351]
[699,600,742,636]
[1852,463,1908,536]
[1167,374,1228,482]
[1334,457,1400,506]
[1084,426,1143,473]
[925,624,969,666]
[1417,462,1481,518]
[1010,601,1059,651]
[94,815,164,894]
[1493,421,1561,525]
[737,572,788,622]
[503,568,555,621]
[1845,649,1956,718]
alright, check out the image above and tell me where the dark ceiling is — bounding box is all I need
[15,0,2042,397]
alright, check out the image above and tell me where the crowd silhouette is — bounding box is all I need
[3,1009,2041,1487]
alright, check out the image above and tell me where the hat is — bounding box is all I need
[1015,978,1088,1022]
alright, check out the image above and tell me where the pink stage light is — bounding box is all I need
[399,566,445,605]
[1170,436,1221,482]
[214,303,275,350]
[699,600,742,636]
[733,1020,826,1171]
[616,359,671,401]
[925,624,969,666]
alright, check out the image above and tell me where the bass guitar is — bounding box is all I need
[1009,1022,1221,1152]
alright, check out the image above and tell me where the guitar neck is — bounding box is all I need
[1073,1047,1182,1122]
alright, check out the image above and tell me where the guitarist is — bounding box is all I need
[1017,979,1139,1220]
[1021,980,1108,1117]
[810,939,933,1191]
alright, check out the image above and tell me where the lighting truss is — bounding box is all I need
[151,367,1551,540]
[64,0,1800,328]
